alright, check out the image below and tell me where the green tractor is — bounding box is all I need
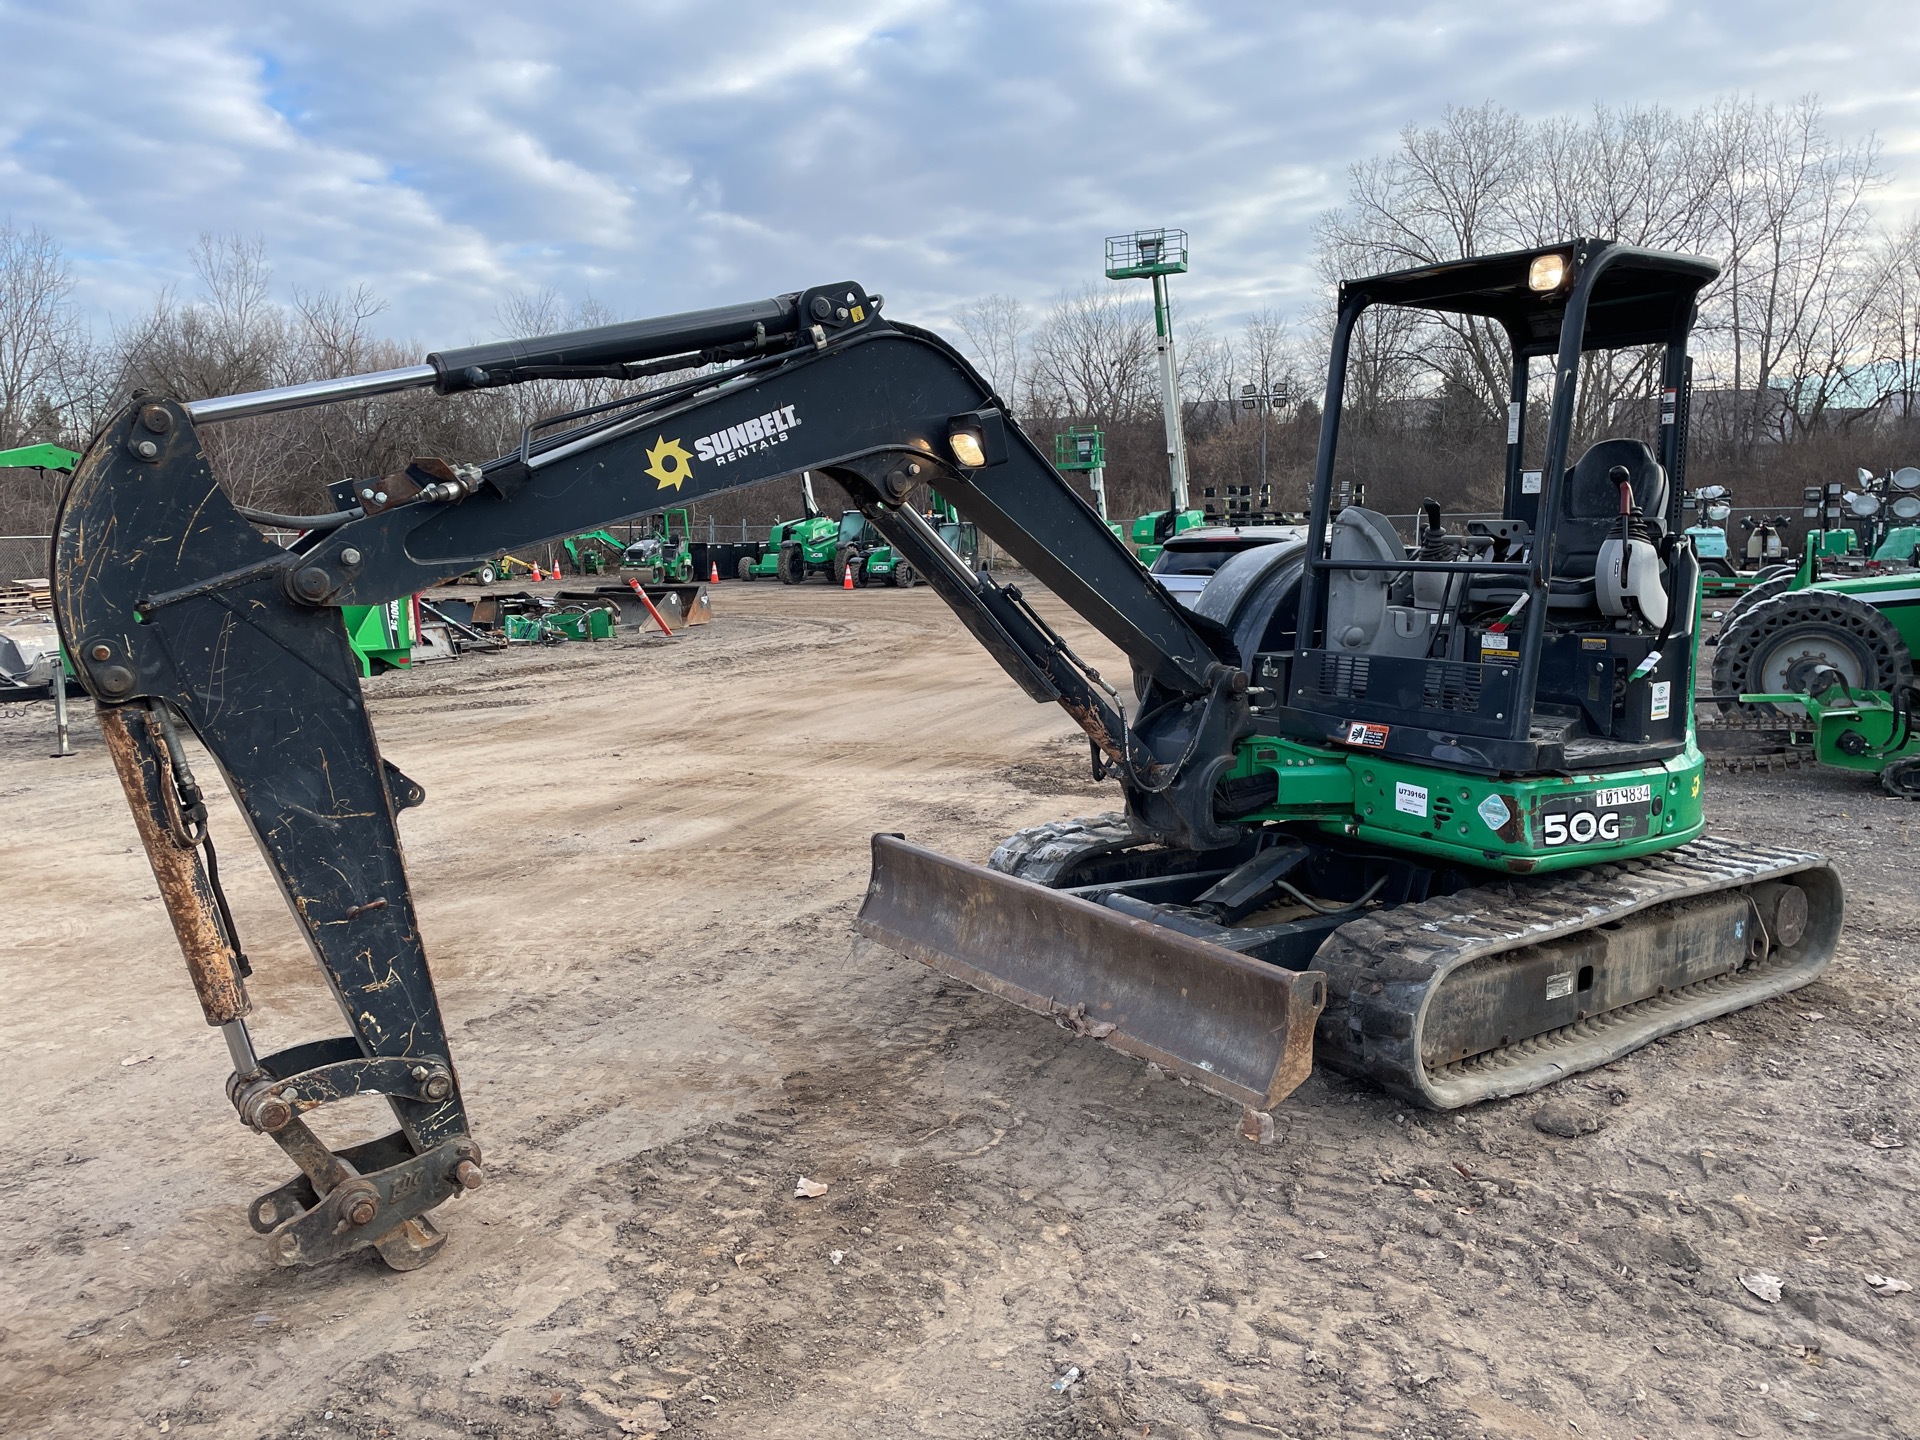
[1712,491,1920,714]
[838,492,979,587]
[737,472,841,581]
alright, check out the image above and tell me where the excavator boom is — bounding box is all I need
[53,284,1278,1268]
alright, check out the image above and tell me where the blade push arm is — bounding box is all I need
[53,283,1249,1269]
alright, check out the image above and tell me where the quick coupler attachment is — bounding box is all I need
[229,1037,482,1271]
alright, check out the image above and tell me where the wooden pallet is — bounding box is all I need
[0,580,53,615]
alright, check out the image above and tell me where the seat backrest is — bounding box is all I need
[1557,439,1667,577]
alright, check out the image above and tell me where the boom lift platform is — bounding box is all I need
[54,248,1841,1272]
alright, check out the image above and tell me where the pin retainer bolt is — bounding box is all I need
[252,1095,293,1131]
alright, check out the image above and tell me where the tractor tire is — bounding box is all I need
[1712,589,1910,719]
[1880,754,1920,800]
[892,562,918,589]
[737,556,756,582]
[475,562,498,585]
[779,545,805,584]
[1712,572,1795,635]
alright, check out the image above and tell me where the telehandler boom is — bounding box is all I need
[55,249,1840,1272]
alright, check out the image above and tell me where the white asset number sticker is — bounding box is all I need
[1591,784,1652,807]
[1394,781,1428,817]
[1650,680,1671,721]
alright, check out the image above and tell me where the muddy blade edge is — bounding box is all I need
[856,834,1327,1112]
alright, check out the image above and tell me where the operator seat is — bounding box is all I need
[1548,438,1668,610]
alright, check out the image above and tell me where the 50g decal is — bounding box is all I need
[1540,810,1623,846]
[1533,791,1654,849]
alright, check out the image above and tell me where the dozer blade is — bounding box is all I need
[857,834,1327,1111]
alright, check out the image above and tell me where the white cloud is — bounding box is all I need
[1,0,1916,350]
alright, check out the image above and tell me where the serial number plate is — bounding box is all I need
[1534,789,1653,848]
[1592,783,1652,808]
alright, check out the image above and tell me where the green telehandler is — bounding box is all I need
[0,441,81,473]
[737,472,840,581]
[838,491,979,587]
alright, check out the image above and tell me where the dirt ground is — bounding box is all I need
[3,578,1919,1440]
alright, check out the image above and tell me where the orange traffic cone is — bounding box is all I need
[710,560,720,583]
[842,558,855,590]
[532,565,544,582]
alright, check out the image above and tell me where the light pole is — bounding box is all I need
[1106,228,1191,514]
[1239,378,1293,519]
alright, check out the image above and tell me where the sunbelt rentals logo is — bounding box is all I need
[644,436,694,490]
[695,404,801,466]
[642,403,803,490]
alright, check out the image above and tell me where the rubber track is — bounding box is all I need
[1312,835,1837,1109]
[988,812,1146,885]
[990,817,1837,1111]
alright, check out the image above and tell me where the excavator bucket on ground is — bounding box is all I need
[856,835,1326,1113]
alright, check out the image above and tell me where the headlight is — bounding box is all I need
[1528,253,1567,292]
[948,425,987,468]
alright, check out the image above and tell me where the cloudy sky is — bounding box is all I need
[3,0,1918,349]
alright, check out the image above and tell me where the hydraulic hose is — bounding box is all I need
[234,505,364,531]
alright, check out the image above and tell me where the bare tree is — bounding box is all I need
[1700,98,1886,454]
[1869,219,1920,422]
[1027,285,1155,424]
[0,222,87,448]
[1314,94,1900,502]
[952,292,1028,410]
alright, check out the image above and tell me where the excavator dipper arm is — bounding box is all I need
[53,284,1273,1269]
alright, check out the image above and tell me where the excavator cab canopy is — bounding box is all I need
[1267,240,1721,777]
[1341,242,1718,358]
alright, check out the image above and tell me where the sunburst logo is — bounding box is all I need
[644,435,694,490]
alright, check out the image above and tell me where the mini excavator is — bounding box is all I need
[54,242,1842,1271]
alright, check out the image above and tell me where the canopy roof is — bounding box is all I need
[1341,241,1720,356]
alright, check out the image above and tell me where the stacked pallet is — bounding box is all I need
[0,579,52,615]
